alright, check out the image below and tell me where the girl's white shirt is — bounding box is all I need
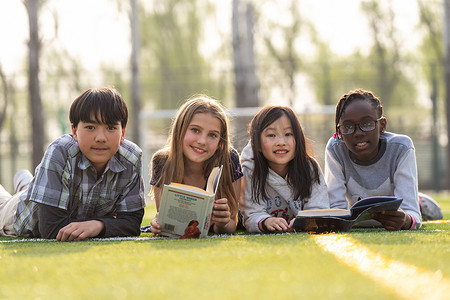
[240,142,330,233]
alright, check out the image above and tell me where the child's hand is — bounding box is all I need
[212,198,231,228]
[288,218,296,230]
[264,217,289,232]
[56,220,104,241]
[370,210,411,231]
[150,213,162,234]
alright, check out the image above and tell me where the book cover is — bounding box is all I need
[158,166,223,238]
[292,196,403,233]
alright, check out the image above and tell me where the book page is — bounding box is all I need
[206,165,223,195]
[296,209,351,217]
[170,182,209,195]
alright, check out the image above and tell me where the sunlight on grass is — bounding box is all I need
[314,234,450,300]
[0,193,449,299]
[1,234,397,300]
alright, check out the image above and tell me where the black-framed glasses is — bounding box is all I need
[338,117,384,135]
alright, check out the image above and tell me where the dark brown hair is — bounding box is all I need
[69,87,128,128]
[249,105,320,204]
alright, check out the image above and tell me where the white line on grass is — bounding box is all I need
[425,220,450,224]
[313,234,450,300]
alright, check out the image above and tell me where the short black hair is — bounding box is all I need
[335,89,383,134]
[69,87,128,128]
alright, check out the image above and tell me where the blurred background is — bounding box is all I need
[0,0,448,195]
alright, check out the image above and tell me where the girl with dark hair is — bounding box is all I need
[240,105,329,233]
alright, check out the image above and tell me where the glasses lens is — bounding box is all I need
[340,124,354,135]
[360,120,376,132]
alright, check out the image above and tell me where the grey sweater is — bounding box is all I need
[324,132,422,229]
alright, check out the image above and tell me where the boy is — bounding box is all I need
[0,87,145,241]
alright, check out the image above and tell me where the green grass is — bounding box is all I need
[1,193,449,300]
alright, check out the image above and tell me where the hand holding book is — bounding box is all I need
[292,196,403,233]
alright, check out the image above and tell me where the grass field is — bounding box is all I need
[0,193,449,300]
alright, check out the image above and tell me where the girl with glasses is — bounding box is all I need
[324,89,422,230]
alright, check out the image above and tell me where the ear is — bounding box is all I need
[120,127,126,143]
[71,124,78,141]
[380,118,387,133]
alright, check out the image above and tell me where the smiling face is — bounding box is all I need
[338,99,386,162]
[260,114,296,177]
[72,113,126,175]
[182,113,221,167]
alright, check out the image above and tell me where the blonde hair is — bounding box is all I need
[150,95,238,217]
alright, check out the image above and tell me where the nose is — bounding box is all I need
[353,124,365,136]
[197,133,207,144]
[95,128,107,142]
[276,136,287,145]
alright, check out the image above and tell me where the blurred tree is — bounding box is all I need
[258,0,306,107]
[40,2,86,138]
[417,0,445,190]
[444,0,450,188]
[139,0,222,109]
[360,0,416,108]
[0,64,9,183]
[9,83,18,184]
[232,0,259,108]
[231,0,260,150]
[24,0,45,169]
[130,0,142,146]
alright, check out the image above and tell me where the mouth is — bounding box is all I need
[92,147,108,151]
[274,149,288,155]
[355,142,369,151]
[191,146,206,154]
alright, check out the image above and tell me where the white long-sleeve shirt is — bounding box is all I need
[240,142,329,233]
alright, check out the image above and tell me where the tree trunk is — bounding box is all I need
[232,0,259,108]
[232,0,259,150]
[130,0,141,146]
[25,0,45,169]
[444,0,450,188]
[0,65,8,184]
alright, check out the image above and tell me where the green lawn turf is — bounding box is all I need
[0,193,449,300]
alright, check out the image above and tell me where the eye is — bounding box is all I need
[361,120,374,128]
[208,132,218,139]
[285,132,293,137]
[343,124,354,130]
[107,125,118,131]
[266,133,276,138]
[191,127,200,134]
[85,125,95,130]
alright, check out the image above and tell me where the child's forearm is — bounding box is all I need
[98,209,144,237]
[213,218,237,234]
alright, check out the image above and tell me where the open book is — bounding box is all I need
[158,166,223,238]
[292,196,403,233]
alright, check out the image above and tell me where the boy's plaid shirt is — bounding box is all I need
[13,134,145,237]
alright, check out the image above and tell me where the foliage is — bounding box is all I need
[417,0,444,115]
[139,0,224,109]
[254,0,316,107]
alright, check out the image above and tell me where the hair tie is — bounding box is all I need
[333,132,339,142]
